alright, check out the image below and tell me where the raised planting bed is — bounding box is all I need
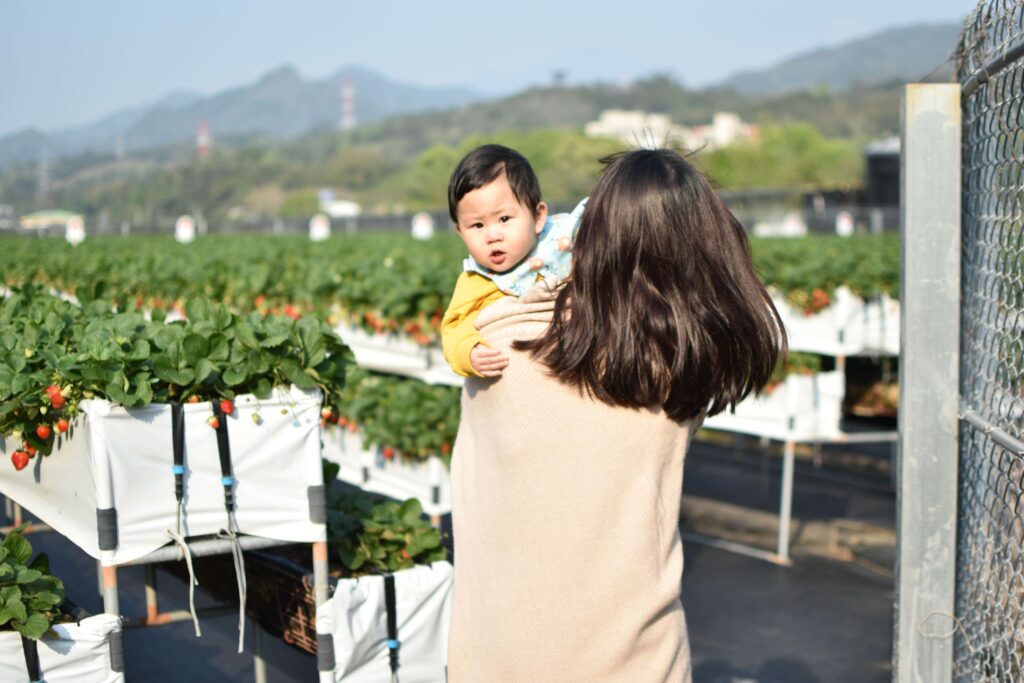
[0,386,328,564]
[703,369,845,442]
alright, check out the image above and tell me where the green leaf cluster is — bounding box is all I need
[0,285,354,460]
[324,484,447,575]
[0,525,65,640]
[332,368,459,463]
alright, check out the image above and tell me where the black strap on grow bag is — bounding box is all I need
[212,400,235,511]
[21,635,40,683]
[384,573,400,676]
[171,402,185,502]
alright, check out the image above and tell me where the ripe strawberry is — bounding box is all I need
[45,384,61,398]
[254,294,266,307]
[383,447,395,460]
[36,424,52,440]
[347,422,357,433]
[49,393,65,409]
[400,549,410,559]
[56,418,69,433]
[188,395,200,404]
[321,407,333,420]
[220,399,235,415]
[23,443,36,457]
[11,451,29,471]
[207,416,220,430]
[440,443,451,455]
[284,304,300,320]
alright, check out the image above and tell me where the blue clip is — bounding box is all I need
[386,638,400,650]
[221,476,235,487]
[172,464,185,475]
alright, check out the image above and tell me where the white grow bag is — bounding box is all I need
[0,386,326,565]
[337,327,431,377]
[317,561,453,683]
[336,327,464,387]
[0,614,123,683]
[703,370,845,442]
[774,287,900,357]
[321,428,451,518]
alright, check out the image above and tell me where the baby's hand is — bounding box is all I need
[470,344,508,378]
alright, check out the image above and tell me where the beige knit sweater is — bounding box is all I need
[448,278,697,682]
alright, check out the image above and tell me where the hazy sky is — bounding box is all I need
[1,0,977,137]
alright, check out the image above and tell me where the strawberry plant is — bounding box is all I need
[327,367,459,463]
[322,476,447,575]
[0,525,66,640]
[0,285,354,468]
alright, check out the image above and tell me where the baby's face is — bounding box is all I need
[455,174,547,273]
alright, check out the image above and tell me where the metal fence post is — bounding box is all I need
[894,83,961,683]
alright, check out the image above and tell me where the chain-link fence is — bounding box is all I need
[955,2,1024,679]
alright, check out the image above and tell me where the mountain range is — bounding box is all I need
[0,21,961,170]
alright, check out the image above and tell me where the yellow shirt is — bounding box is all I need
[441,272,507,377]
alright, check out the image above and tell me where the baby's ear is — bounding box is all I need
[534,201,549,233]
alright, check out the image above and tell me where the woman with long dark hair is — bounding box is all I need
[447,148,786,682]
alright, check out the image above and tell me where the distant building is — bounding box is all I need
[584,110,757,151]
[865,136,900,207]
[584,110,683,146]
[18,210,84,230]
[318,190,360,219]
[680,113,758,152]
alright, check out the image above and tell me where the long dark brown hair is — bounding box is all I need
[514,149,786,422]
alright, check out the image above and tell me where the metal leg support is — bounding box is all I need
[102,565,119,615]
[145,564,159,624]
[253,619,267,683]
[776,440,796,564]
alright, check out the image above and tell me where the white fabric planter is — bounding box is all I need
[316,561,453,683]
[773,287,900,356]
[336,327,431,376]
[0,386,326,565]
[335,327,463,387]
[321,428,451,517]
[0,614,123,683]
[703,370,845,442]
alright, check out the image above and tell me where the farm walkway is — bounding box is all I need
[18,434,895,682]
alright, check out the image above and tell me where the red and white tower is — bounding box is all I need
[341,77,356,131]
[196,120,212,158]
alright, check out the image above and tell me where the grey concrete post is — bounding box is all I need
[894,83,961,683]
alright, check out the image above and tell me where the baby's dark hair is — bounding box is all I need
[447,144,543,223]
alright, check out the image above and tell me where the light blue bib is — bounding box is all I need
[463,197,587,297]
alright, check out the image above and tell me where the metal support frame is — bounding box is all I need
[693,428,898,566]
[893,83,960,683]
[96,532,332,683]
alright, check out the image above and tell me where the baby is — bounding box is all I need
[441,144,585,378]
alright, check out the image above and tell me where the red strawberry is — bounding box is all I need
[36,424,52,440]
[11,451,29,471]
[440,443,451,455]
[56,418,69,433]
[401,549,410,559]
[45,384,61,398]
[383,447,395,460]
[23,443,36,457]
[207,416,220,429]
[321,407,333,420]
[220,399,235,415]
[188,395,200,404]
[347,422,357,433]
[49,393,65,409]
